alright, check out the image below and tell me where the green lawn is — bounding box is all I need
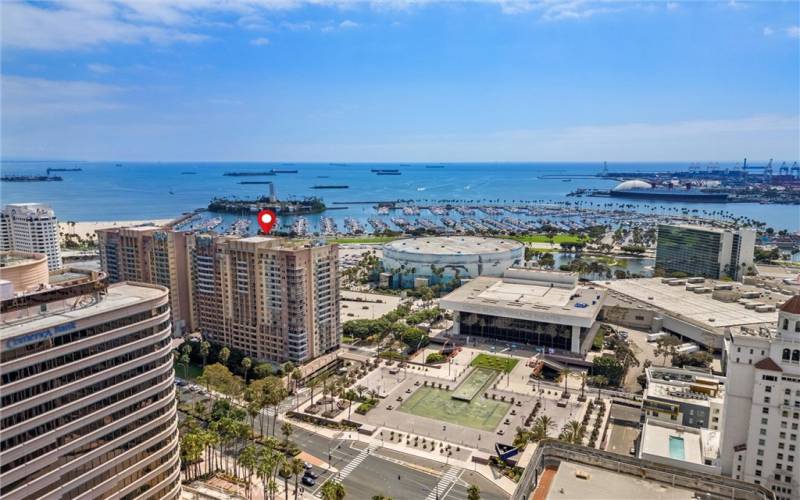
[174,360,203,381]
[505,234,588,244]
[330,236,400,244]
[470,353,519,373]
[398,386,510,431]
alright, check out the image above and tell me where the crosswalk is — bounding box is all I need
[425,466,460,500]
[337,443,379,480]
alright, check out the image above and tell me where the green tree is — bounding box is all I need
[281,421,294,445]
[559,420,584,444]
[242,357,253,384]
[592,356,624,386]
[290,458,305,500]
[320,480,346,500]
[200,340,211,370]
[559,367,572,397]
[655,336,681,366]
[219,346,231,367]
[467,484,481,500]
[538,252,555,269]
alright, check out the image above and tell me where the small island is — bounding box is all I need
[208,195,326,215]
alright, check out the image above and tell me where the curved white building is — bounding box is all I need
[382,236,523,279]
[0,280,180,500]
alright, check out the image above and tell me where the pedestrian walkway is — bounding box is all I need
[337,443,379,480]
[425,466,460,500]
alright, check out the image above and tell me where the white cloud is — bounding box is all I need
[250,37,271,45]
[492,0,627,21]
[280,20,312,31]
[763,26,774,36]
[88,63,115,73]
[666,2,679,11]
[787,26,800,38]
[339,19,359,29]
[1,74,126,118]
[1,1,208,51]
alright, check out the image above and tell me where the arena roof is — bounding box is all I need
[383,236,522,256]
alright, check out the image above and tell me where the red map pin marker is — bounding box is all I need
[257,209,277,234]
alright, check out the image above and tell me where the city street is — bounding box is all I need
[290,427,508,500]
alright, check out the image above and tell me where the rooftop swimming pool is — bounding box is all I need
[669,435,686,460]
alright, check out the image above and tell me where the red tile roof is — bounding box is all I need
[754,357,782,372]
[780,295,800,315]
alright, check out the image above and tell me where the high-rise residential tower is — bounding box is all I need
[96,226,341,365]
[655,224,755,281]
[0,270,181,500]
[720,295,800,500]
[0,203,62,271]
[96,226,192,336]
[189,234,340,364]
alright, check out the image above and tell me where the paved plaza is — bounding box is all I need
[349,349,591,453]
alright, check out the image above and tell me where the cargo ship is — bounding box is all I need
[311,185,349,189]
[46,167,82,173]
[1,175,63,182]
[223,171,276,176]
[608,180,728,202]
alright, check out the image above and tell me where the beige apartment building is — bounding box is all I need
[96,226,192,336]
[189,234,340,364]
[97,226,341,365]
[0,271,181,500]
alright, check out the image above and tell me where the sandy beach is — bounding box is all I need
[58,219,173,244]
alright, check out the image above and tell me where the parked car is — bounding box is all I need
[304,462,313,470]
[302,476,316,487]
[304,470,319,480]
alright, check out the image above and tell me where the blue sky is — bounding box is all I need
[1,0,798,162]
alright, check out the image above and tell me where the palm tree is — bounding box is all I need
[308,378,320,406]
[281,421,293,445]
[559,420,584,445]
[239,444,259,499]
[291,367,302,395]
[242,357,253,384]
[219,346,231,368]
[559,367,572,398]
[290,458,305,500]
[200,340,211,370]
[258,447,278,500]
[320,480,346,500]
[533,415,555,440]
[280,462,293,500]
[592,375,609,400]
[467,484,481,500]
[579,372,587,401]
[179,353,191,380]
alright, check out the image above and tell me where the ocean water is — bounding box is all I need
[1,161,798,231]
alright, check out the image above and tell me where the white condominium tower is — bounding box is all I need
[721,295,800,500]
[0,271,181,499]
[0,203,62,271]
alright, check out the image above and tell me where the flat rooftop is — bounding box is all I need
[640,420,720,467]
[441,272,605,327]
[599,278,779,329]
[383,236,522,255]
[546,461,696,500]
[646,367,725,406]
[1,282,165,340]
